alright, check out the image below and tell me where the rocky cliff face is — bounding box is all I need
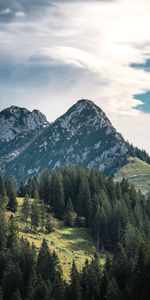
[0,106,49,168]
[3,100,129,182]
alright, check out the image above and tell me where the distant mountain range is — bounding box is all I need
[0,99,150,191]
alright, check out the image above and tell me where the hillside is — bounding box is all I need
[16,198,101,281]
[115,157,150,194]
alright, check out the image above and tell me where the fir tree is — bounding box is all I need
[21,195,30,229]
[7,215,18,250]
[69,260,82,300]
[31,200,41,232]
[52,173,65,219]
[65,198,76,227]
[6,175,17,212]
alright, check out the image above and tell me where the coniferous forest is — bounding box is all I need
[0,166,150,299]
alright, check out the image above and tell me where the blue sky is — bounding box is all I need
[0,0,150,153]
[135,92,150,113]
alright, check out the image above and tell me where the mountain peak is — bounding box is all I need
[0,105,49,143]
[2,99,129,181]
[57,99,112,135]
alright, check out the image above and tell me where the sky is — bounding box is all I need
[0,0,150,153]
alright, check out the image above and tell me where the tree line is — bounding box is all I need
[18,166,150,251]
[0,210,150,299]
[0,167,150,299]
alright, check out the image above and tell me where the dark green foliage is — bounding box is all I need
[45,214,53,234]
[18,165,150,251]
[129,143,150,165]
[36,239,52,281]
[65,198,77,227]
[21,195,30,228]
[6,175,17,212]
[2,166,150,299]
[0,171,6,198]
[31,200,41,232]
[77,172,92,225]
[2,261,23,300]
[39,169,51,204]
[69,261,82,300]
[51,173,65,219]
[7,215,18,250]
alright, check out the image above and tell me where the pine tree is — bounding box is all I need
[39,169,51,205]
[7,214,18,250]
[6,175,17,212]
[36,239,52,281]
[69,260,82,300]
[106,278,124,300]
[18,181,26,197]
[45,214,53,234]
[65,198,76,227]
[2,262,23,300]
[0,170,6,197]
[52,173,65,219]
[31,200,41,232]
[12,289,23,300]
[21,195,30,229]
[40,201,47,232]
[0,209,7,251]
[77,175,92,225]
[33,276,50,300]
[112,243,128,290]
[95,203,101,250]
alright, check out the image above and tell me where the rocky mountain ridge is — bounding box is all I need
[0,106,49,169]
[2,99,130,182]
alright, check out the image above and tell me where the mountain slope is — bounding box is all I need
[5,99,129,182]
[0,106,49,170]
[115,157,150,194]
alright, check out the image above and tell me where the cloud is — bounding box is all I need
[0,0,150,152]
[15,11,26,18]
[0,8,11,15]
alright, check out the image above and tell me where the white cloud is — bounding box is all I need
[15,11,25,18]
[0,8,11,15]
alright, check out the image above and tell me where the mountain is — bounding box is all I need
[0,106,49,170]
[3,99,130,182]
[115,157,150,195]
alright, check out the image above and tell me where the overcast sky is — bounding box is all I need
[0,0,150,153]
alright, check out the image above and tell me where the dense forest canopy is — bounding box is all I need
[0,167,150,299]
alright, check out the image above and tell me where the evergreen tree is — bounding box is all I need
[45,214,53,234]
[69,260,82,300]
[21,195,30,229]
[7,215,18,250]
[106,278,124,300]
[65,198,77,227]
[52,173,65,219]
[12,289,22,300]
[36,239,52,281]
[0,209,7,251]
[6,175,17,212]
[77,175,92,225]
[2,262,23,300]
[0,171,6,197]
[31,200,41,232]
[39,169,51,205]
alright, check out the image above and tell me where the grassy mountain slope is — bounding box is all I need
[16,198,102,281]
[115,157,150,194]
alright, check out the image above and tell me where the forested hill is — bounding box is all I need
[0,166,150,299]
